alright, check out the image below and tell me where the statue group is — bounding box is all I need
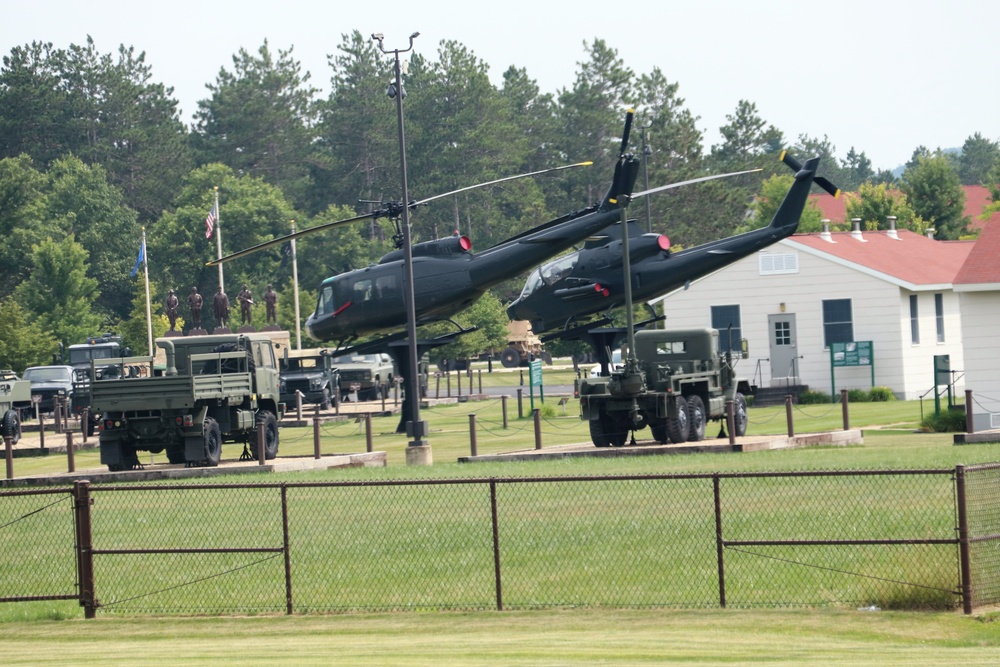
[170,284,278,334]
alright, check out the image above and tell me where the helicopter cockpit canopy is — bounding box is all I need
[518,252,579,299]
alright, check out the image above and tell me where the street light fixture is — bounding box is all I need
[372,31,431,463]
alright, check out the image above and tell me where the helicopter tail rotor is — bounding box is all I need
[780,150,841,198]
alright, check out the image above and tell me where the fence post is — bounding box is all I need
[955,465,973,614]
[502,395,508,430]
[490,480,503,611]
[965,390,974,433]
[469,414,478,457]
[72,480,97,619]
[533,408,542,450]
[365,413,373,453]
[257,422,266,466]
[281,485,293,615]
[726,400,735,446]
[313,409,321,460]
[785,395,795,438]
[66,431,75,473]
[713,474,726,608]
[841,389,850,430]
[4,434,12,479]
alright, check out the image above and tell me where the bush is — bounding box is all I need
[868,386,897,402]
[798,389,832,404]
[536,403,558,419]
[919,408,968,433]
[846,388,870,403]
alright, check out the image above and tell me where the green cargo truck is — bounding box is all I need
[0,370,31,444]
[91,333,283,471]
[578,328,751,447]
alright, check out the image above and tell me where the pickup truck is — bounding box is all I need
[91,333,283,470]
[331,352,395,401]
[22,365,75,413]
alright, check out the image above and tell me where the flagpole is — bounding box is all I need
[213,187,224,293]
[290,220,302,350]
[141,227,153,355]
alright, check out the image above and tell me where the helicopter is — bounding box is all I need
[210,110,757,350]
[506,151,841,334]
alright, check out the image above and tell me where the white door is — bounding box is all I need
[768,314,798,386]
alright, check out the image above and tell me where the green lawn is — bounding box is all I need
[3,609,1000,666]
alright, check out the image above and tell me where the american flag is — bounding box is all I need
[205,202,218,239]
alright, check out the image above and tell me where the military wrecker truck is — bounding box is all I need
[0,370,31,444]
[91,333,283,471]
[578,328,751,447]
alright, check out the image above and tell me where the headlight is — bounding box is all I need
[310,379,323,389]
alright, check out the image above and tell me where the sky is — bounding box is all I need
[2,0,997,171]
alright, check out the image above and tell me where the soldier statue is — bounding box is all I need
[238,283,253,325]
[264,284,278,325]
[165,289,179,330]
[213,286,230,329]
[187,286,203,330]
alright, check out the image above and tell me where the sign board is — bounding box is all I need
[528,359,544,411]
[830,341,872,367]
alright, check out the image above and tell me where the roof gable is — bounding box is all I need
[955,219,1000,285]
[784,229,973,287]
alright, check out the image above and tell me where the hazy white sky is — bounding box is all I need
[2,0,996,170]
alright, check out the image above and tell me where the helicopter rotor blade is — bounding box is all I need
[206,211,377,266]
[411,161,593,208]
[630,168,763,200]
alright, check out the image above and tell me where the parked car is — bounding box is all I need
[22,365,75,413]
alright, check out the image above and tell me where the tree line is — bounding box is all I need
[1,32,998,370]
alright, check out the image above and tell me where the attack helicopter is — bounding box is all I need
[506,151,841,334]
[209,110,757,350]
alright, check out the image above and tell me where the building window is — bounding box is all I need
[935,293,944,342]
[822,299,853,348]
[774,321,791,345]
[711,305,742,353]
[759,253,799,275]
[909,294,919,344]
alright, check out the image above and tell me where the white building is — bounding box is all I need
[649,224,974,400]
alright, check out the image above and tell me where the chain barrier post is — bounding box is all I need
[313,407,321,459]
[469,413,477,456]
[365,413,373,453]
[81,407,89,443]
[502,395,508,430]
[257,422,266,466]
[841,388,850,430]
[296,391,303,421]
[38,409,45,451]
[477,369,482,394]
[533,408,542,450]
[965,390,974,433]
[66,431,75,473]
[785,394,795,438]
[4,434,12,479]
[726,399,735,446]
[517,388,524,419]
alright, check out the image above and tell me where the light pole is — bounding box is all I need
[373,31,431,462]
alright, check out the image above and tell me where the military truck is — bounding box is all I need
[577,328,751,447]
[280,349,340,410]
[0,370,31,444]
[64,333,134,437]
[331,352,395,401]
[91,333,283,471]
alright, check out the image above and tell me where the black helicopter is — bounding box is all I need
[210,110,755,349]
[506,151,841,334]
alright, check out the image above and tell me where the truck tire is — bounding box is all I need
[733,392,749,437]
[667,395,689,444]
[686,395,706,442]
[2,409,21,445]
[253,410,279,460]
[320,388,331,410]
[499,347,520,368]
[590,409,628,447]
[202,417,222,467]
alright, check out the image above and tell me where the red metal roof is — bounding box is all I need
[787,228,974,286]
[954,219,1000,285]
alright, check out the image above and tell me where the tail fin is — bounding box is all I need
[768,151,840,229]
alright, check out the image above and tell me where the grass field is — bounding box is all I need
[4,608,1000,666]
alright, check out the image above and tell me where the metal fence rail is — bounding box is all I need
[2,466,997,617]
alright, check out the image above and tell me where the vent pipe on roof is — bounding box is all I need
[886,215,899,240]
[851,218,866,242]
[926,228,936,240]
[820,219,833,242]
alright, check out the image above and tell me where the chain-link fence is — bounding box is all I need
[2,467,998,616]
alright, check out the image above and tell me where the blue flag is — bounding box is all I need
[130,239,145,278]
